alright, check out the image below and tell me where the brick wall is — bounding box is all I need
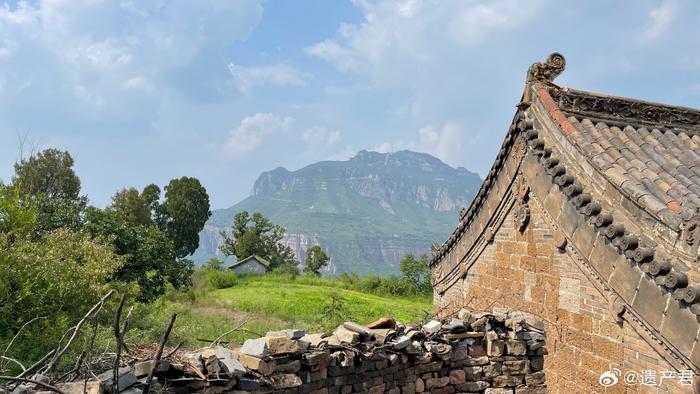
[435,200,691,393]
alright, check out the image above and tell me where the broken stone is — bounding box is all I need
[330,326,359,344]
[424,376,449,389]
[96,366,137,393]
[506,339,527,355]
[486,338,505,357]
[266,328,305,339]
[240,338,268,357]
[133,359,170,377]
[215,346,246,375]
[271,374,303,389]
[276,360,301,373]
[265,335,301,354]
[422,320,442,334]
[392,335,411,350]
[301,333,327,347]
[236,352,276,375]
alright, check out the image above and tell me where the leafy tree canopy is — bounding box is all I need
[0,183,37,241]
[83,207,191,302]
[12,149,81,201]
[399,253,431,294]
[305,245,329,276]
[109,187,152,226]
[160,177,211,258]
[11,149,87,234]
[219,211,297,269]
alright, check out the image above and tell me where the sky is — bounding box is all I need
[0,0,698,209]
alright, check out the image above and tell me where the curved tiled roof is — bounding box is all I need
[565,117,700,227]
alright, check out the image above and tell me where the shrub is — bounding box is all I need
[205,269,238,289]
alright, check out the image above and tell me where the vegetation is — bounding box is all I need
[305,245,329,275]
[219,211,297,269]
[0,147,434,377]
[0,148,211,367]
[128,272,432,348]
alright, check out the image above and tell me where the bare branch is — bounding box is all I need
[163,343,182,359]
[3,316,46,356]
[0,356,25,373]
[210,319,250,348]
[16,349,55,379]
[45,290,115,374]
[142,314,177,394]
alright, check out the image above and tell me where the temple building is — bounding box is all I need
[430,53,700,392]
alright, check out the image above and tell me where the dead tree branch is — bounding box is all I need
[16,350,55,379]
[142,314,177,394]
[45,290,115,374]
[210,319,249,348]
[113,295,133,394]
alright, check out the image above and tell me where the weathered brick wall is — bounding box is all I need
[435,201,690,393]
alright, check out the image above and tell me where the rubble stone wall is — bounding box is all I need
[43,313,549,394]
[435,199,684,393]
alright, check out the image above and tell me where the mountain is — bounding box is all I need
[193,150,481,275]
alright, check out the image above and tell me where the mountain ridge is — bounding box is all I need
[194,150,481,274]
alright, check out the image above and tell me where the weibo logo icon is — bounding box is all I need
[599,368,621,387]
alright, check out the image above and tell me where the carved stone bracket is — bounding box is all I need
[680,206,700,256]
[513,174,530,232]
[514,200,530,232]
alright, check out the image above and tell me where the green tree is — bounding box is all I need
[0,229,124,349]
[83,207,190,302]
[219,211,297,269]
[12,149,81,201]
[0,183,37,241]
[160,177,211,258]
[203,257,225,271]
[305,245,329,276]
[399,253,431,294]
[11,149,86,233]
[109,188,152,225]
[141,184,162,214]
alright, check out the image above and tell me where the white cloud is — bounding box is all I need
[123,76,153,92]
[228,63,310,92]
[643,1,675,40]
[418,123,463,163]
[224,113,294,156]
[371,122,464,163]
[306,0,541,75]
[302,126,343,147]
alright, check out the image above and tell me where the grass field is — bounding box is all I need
[131,273,432,349]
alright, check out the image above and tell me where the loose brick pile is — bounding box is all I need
[27,309,547,394]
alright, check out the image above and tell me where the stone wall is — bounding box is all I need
[434,199,690,393]
[41,313,548,394]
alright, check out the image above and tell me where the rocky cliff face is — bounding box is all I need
[194,150,481,275]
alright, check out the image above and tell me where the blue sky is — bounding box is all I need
[0,0,698,209]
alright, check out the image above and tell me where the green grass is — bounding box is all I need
[130,273,432,349]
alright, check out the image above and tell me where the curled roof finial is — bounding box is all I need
[527,52,566,83]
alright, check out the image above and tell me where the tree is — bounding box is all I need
[11,149,86,233]
[305,245,329,276]
[0,183,37,241]
[160,177,211,258]
[399,253,431,294]
[203,257,225,271]
[141,184,162,214]
[83,207,189,302]
[12,149,81,201]
[219,211,297,269]
[109,188,152,226]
